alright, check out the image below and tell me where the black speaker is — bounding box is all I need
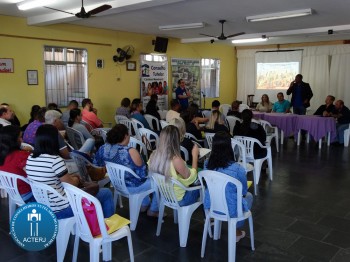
[154,37,168,53]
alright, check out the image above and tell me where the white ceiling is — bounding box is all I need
[2,0,350,46]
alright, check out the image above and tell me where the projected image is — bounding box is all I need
[256,62,299,89]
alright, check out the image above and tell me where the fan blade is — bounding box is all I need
[226,32,245,38]
[43,6,75,15]
[88,4,112,16]
[200,33,217,38]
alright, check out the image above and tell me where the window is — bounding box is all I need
[201,58,220,98]
[44,46,88,107]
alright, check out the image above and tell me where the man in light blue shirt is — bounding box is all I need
[272,92,290,113]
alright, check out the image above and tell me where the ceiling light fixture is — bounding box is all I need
[159,22,205,31]
[17,0,54,10]
[232,36,268,44]
[246,8,312,22]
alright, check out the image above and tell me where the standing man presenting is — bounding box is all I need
[287,74,313,115]
[176,79,191,111]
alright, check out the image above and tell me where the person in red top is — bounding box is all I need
[0,125,35,202]
[81,98,103,130]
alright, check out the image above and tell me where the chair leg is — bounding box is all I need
[177,208,193,247]
[201,216,210,258]
[8,198,16,223]
[248,215,255,251]
[126,227,135,262]
[228,220,237,262]
[90,242,101,262]
[156,202,165,236]
[213,219,222,240]
[252,169,258,196]
[56,219,74,262]
[267,157,273,181]
[128,195,143,231]
[102,242,112,261]
[72,233,80,262]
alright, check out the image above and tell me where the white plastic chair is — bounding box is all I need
[184,132,204,147]
[138,127,159,150]
[28,179,76,262]
[20,142,34,151]
[128,136,148,161]
[344,124,350,147]
[115,115,128,124]
[258,119,279,152]
[150,172,202,247]
[238,104,250,112]
[119,119,134,137]
[131,118,144,140]
[91,128,111,143]
[160,120,169,129]
[231,138,254,174]
[144,114,161,131]
[220,104,231,116]
[226,116,242,135]
[198,170,254,262]
[81,120,94,132]
[0,171,28,221]
[158,110,168,120]
[105,162,154,231]
[180,146,189,162]
[204,132,215,150]
[66,127,86,150]
[62,182,134,262]
[234,136,273,195]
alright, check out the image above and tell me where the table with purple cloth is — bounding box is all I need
[252,111,265,119]
[294,115,337,148]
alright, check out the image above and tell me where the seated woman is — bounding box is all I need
[203,131,253,241]
[256,94,273,112]
[204,110,229,134]
[93,124,159,217]
[146,94,161,120]
[0,125,35,203]
[149,125,200,207]
[227,100,241,118]
[21,104,41,132]
[235,109,267,159]
[26,125,114,219]
[169,117,194,164]
[130,98,151,130]
[68,108,96,153]
[23,107,46,145]
[180,110,203,141]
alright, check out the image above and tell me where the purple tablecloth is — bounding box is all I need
[262,113,298,136]
[295,115,337,142]
[252,111,265,119]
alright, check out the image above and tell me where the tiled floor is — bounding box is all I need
[1,139,350,261]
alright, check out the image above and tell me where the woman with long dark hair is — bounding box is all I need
[0,125,35,202]
[204,131,253,241]
[26,125,114,219]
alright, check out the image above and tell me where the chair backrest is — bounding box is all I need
[81,120,94,132]
[184,132,203,143]
[138,128,159,149]
[70,151,92,182]
[128,137,148,161]
[149,172,181,209]
[226,116,242,135]
[180,146,189,162]
[131,119,144,140]
[119,119,134,137]
[238,104,250,113]
[0,171,28,206]
[258,119,273,134]
[160,120,169,129]
[28,178,67,212]
[198,170,244,221]
[144,114,160,131]
[220,104,231,116]
[115,115,128,124]
[231,138,248,171]
[66,126,86,150]
[62,182,107,240]
[204,133,215,150]
[91,128,111,142]
[158,110,168,120]
[234,136,264,161]
[20,142,34,151]
[105,162,140,196]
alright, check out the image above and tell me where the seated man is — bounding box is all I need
[272,92,290,113]
[61,100,79,126]
[116,97,131,118]
[314,95,335,116]
[146,94,161,120]
[166,99,181,122]
[0,105,14,126]
[81,98,103,129]
[331,100,350,145]
[211,100,226,122]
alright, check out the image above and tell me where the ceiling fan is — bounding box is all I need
[44,0,112,19]
[200,20,245,42]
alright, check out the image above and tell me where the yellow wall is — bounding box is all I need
[0,15,237,124]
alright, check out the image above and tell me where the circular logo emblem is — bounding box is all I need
[10,203,58,251]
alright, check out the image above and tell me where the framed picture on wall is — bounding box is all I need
[27,70,38,85]
[126,61,136,71]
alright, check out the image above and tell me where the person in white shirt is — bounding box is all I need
[166,99,181,122]
[0,105,14,126]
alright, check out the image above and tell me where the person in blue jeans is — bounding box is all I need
[203,131,253,242]
[94,124,159,217]
[26,124,114,219]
